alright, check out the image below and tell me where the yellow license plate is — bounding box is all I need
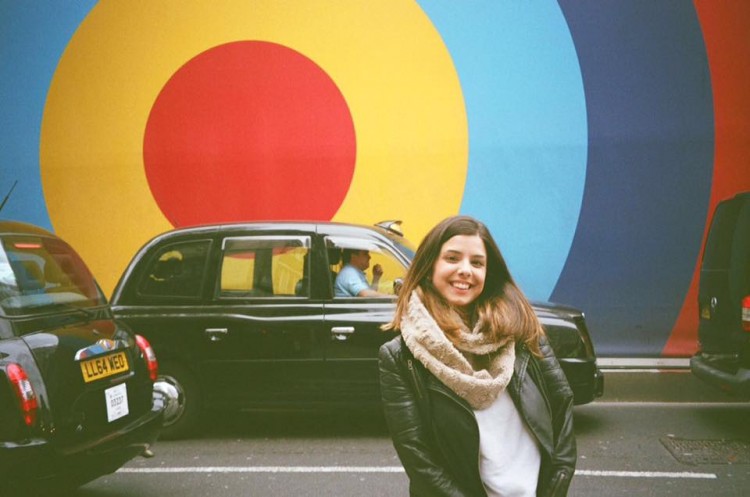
[80,351,130,383]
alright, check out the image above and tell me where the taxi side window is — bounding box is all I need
[325,237,407,298]
[362,249,405,296]
[138,240,211,299]
[219,236,310,298]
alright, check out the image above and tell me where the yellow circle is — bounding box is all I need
[41,0,468,295]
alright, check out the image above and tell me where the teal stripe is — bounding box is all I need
[419,1,587,300]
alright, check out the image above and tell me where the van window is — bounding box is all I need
[702,197,750,304]
[728,200,750,303]
[702,200,741,271]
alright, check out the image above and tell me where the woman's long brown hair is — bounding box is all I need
[384,215,543,354]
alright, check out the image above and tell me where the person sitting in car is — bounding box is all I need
[334,249,389,297]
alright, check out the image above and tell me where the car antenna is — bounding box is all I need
[0,180,18,213]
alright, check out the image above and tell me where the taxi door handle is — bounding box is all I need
[205,328,228,342]
[331,326,355,341]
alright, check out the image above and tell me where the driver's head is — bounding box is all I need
[344,249,371,271]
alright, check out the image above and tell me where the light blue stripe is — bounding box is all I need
[419,1,587,299]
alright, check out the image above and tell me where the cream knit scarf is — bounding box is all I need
[400,291,516,410]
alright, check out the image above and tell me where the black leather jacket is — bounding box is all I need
[379,335,576,497]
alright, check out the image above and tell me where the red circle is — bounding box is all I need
[144,41,356,227]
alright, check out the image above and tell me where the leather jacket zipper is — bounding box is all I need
[407,358,425,400]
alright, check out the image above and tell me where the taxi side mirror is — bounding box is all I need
[393,278,404,296]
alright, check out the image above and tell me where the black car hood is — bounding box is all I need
[531,300,583,321]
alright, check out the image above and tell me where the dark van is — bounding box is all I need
[690,191,750,397]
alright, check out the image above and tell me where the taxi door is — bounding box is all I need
[203,235,329,408]
[322,236,406,407]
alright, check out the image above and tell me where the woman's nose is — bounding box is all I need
[457,259,471,275]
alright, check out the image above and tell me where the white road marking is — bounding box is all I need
[575,470,717,479]
[598,358,690,369]
[582,401,746,408]
[118,467,405,473]
[117,467,717,479]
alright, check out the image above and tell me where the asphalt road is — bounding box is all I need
[69,370,748,497]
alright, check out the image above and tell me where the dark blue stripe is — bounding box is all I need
[551,1,714,356]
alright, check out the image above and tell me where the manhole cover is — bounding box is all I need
[660,437,750,465]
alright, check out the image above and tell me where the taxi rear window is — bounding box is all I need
[0,235,104,316]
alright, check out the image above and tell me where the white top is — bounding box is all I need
[474,389,541,497]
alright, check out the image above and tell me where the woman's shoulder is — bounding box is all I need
[380,334,403,354]
[378,335,408,377]
[514,334,552,355]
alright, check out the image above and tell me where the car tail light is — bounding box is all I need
[743,295,750,332]
[135,335,159,381]
[6,363,38,427]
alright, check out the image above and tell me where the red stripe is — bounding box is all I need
[663,2,750,356]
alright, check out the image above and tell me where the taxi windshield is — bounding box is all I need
[0,234,105,316]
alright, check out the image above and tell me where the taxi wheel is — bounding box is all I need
[156,362,201,439]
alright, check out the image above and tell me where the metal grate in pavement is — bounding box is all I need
[660,437,750,465]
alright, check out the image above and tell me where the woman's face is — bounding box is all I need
[431,234,487,310]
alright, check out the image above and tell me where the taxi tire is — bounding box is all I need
[157,361,201,439]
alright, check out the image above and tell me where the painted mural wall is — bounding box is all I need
[1,1,748,357]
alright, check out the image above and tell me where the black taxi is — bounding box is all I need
[111,221,603,438]
[0,221,164,493]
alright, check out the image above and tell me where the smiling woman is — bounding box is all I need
[379,215,576,496]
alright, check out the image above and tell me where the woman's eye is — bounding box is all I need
[471,260,485,267]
